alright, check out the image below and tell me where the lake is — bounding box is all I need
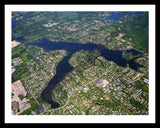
[27,38,142,108]
[106,12,144,20]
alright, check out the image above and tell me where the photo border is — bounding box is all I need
[5,4,156,123]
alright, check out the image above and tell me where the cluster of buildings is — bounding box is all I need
[12,12,149,115]
[12,57,23,74]
[22,49,67,99]
[41,53,148,115]
[41,14,116,46]
[19,46,148,115]
[11,80,31,115]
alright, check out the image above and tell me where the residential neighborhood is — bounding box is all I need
[11,11,149,115]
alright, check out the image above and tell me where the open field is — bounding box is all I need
[11,40,21,48]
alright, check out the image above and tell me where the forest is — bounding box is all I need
[121,12,148,53]
[12,63,30,82]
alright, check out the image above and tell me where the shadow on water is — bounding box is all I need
[27,38,142,108]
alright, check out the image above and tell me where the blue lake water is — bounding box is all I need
[12,19,18,26]
[107,12,144,20]
[13,30,18,33]
[15,36,26,42]
[27,38,142,108]
[12,12,145,108]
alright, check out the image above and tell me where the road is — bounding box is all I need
[42,67,110,114]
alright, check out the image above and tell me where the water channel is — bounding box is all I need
[27,38,142,108]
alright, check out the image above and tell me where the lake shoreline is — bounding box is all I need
[27,38,143,108]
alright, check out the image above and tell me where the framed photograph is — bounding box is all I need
[5,4,155,123]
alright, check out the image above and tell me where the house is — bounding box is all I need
[144,78,149,84]
[31,111,37,115]
[12,100,18,110]
[113,79,121,85]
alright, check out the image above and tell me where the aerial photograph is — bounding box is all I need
[11,11,149,115]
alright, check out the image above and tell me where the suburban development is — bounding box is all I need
[11,11,149,115]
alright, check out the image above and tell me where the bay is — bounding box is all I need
[27,38,142,108]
